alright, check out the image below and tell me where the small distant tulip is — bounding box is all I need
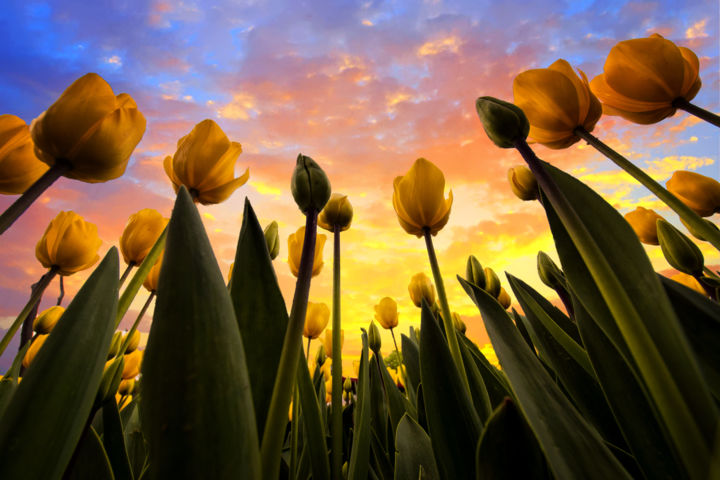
[374,297,399,329]
[590,34,701,124]
[368,321,382,354]
[22,334,48,369]
[264,221,280,259]
[624,207,664,245]
[408,272,436,308]
[108,331,123,359]
[666,170,720,217]
[497,288,512,309]
[657,219,704,275]
[119,209,168,266]
[291,154,332,214]
[35,211,102,275]
[164,119,249,205]
[466,255,486,290]
[513,59,602,149]
[474,96,530,148]
[33,305,64,334]
[343,377,353,393]
[323,329,344,359]
[123,329,141,354]
[537,251,565,290]
[31,73,146,182]
[303,302,330,339]
[315,344,327,366]
[670,272,707,296]
[143,254,163,292]
[0,114,49,194]
[318,193,353,232]
[118,378,135,396]
[393,158,453,237]
[484,267,501,298]
[451,312,466,333]
[288,226,327,277]
[508,166,538,201]
[122,349,143,379]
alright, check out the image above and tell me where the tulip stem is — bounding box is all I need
[118,292,155,355]
[56,276,65,306]
[673,98,720,128]
[0,160,70,236]
[0,268,57,358]
[306,337,311,361]
[389,328,408,388]
[423,228,470,394]
[261,210,319,480]
[575,127,720,253]
[118,262,135,289]
[331,225,343,480]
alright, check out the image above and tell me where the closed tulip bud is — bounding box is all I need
[303,302,330,339]
[118,378,135,396]
[484,267,501,298]
[22,334,48,369]
[98,356,124,406]
[31,73,146,182]
[408,272,436,308]
[368,321,382,354]
[508,166,538,201]
[374,297,399,329]
[33,305,64,334]
[680,216,720,242]
[164,119,249,205]
[474,97,530,148]
[318,193,353,232]
[670,272,707,296]
[624,207,664,245]
[264,221,280,259]
[291,154,331,213]
[119,208,168,266]
[393,158,453,237]
[343,377,353,393]
[35,211,102,275]
[123,329,141,354]
[122,349,143,379]
[0,114,49,194]
[537,251,565,289]
[497,288,512,309]
[590,34,701,125]
[108,331,123,359]
[513,59,602,149]
[143,253,163,293]
[288,226,327,277]
[323,329,343,359]
[451,312,466,333]
[466,255,486,290]
[325,378,333,396]
[657,219,704,275]
[666,170,720,217]
[315,344,327,366]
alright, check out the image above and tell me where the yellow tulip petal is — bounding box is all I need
[196,167,249,205]
[514,68,578,131]
[174,119,231,187]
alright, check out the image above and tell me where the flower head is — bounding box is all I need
[624,206,665,245]
[408,272,435,308]
[119,208,168,266]
[513,59,602,149]
[508,165,538,201]
[590,34,701,124]
[323,329,344,359]
[164,119,249,205]
[31,73,146,182]
[0,115,49,194]
[318,193,353,232]
[143,253,163,292]
[35,211,102,275]
[670,272,706,296]
[288,226,327,277]
[33,306,64,334]
[303,302,330,339]
[393,158,453,237]
[23,335,48,369]
[666,170,720,217]
[374,297,399,329]
[122,349,143,379]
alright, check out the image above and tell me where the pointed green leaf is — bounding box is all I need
[296,357,331,480]
[64,427,115,480]
[348,331,371,480]
[393,414,440,480]
[102,399,133,480]
[457,332,493,423]
[400,335,420,393]
[458,334,512,407]
[375,353,409,435]
[370,354,389,444]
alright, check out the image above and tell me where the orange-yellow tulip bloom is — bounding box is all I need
[22,334,48,369]
[318,193,353,232]
[508,165,538,201]
[393,158,453,237]
[123,329,141,354]
[33,306,64,334]
[497,287,512,309]
[374,297,399,329]
[31,73,146,182]
[408,272,435,308]
[164,119,249,205]
[288,226,326,277]
[0,114,49,194]
[35,211,102,275]
[666,170,720,217]
[513,59,602,149]
[119,208,168,265]
[670,272,706,296]
[590,34,701,125]
[122,349,143,379]
[624,207,665,245]
[323,329,344,359]
[143,254,163,292]
[303,302,330,339]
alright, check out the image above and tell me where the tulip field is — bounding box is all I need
[1,20,720,480]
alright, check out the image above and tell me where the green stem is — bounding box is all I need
[575,127,720,253]
[389,328,408,389]
[306,337,312,362]
[290,387,299,478]
[0,160,70,236]
[0,268,57,357]
[331,225,343,480]
[56,276,65,306]
[260,210,319,480]
[423,228,470,393]
[118,262,135,290]
[117,292,155,355]
[673,98,720,128]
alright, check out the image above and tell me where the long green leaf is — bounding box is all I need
[64,427,115,480]
[102,399,133,480]
[140,187,260,478]
[458,334,512,407]
[400,335,420,394]
[375,353,409,435]
[394,414,440,480]
[0,249,119,479]
[296,357,331,480]
[457,332,493,423]
[348,331,371,480]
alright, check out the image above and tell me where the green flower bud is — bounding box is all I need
[466,255,486,290]
[97,356,124,407]
[291,154,331,214]
[537,251,565,289]
[343,377,353,393]
[451,312,466,334]
[264,221,280,259]
[368,321,382,354]
[484,267,501,298]
[107,331,123,359]
[315,343,327,367]
[475,96,530,149]
[657,219,704,275]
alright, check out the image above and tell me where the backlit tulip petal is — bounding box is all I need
[374,297,399,329]
[33,306,64,335]
[143,253,163,292]
[288,226,326,277]
[624,207,665,245]
[669,272,707,296]
[408,273,435,308]
[0,115,49,194]
[35,211,102,275]
[392,158,452,237]
[120,208,168,265]
[303,302,330,339]
[666,170,720,217]
[318,193,353,232]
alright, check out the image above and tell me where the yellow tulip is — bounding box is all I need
[393,158,453,237]
[303,302,330,339]
[123,329,141,353]
[122,349,143,379]
[143,253,163,292]
[288,226,327,277]
[669,272,706,296]
[119,208,168,265]
[22,334,48,369]
[666,170,720,217]
[318,193,353,232]
[497,287,512,309]
[35,211,102,275]
[624,207,665,245]
[451,312,466,333]
[513,59,602,149]
[408,272,435,308]
[31,73,146,182]
[508,165,538,201]
[374,297,399,329]
[590,34,701,124]
[33,305,64,334]
[0,115,49,194]
[118,378,135,396]
[323,329,344,359]
[163,119,249,205]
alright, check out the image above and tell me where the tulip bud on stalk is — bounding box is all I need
[264,221,280,260]
[624,207,665,245]
[466,255,486,290]
[368,321,382,354]
[657,219,704,276]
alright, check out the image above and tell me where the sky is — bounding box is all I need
[0,0,718,372]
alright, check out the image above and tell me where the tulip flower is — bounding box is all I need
[393,158,453,237]
[288,226,326,277]
[22,334,48,369]
[123,329,141,354]
[122,349,143,379]
[484,267,501,298]
[323,329,343,359]
[35,211,102,276]
[0,115,49,194]
[264,221,280,259]
[374,297,399,329]
[475,97,530,149]
[508,165,538,201]
[666,171,720,217]
[497,287,512,309]
[33,306,64,335]
[669,272,707,296]
[120,208,168,266]
[624,207,665,245]
[318,193,353,232]
[303,302,330,340]
[118,378,135,396]
[143,254,163,293]
[590,34,701,125]
[291,154,331,214]
[164,119,249,205]
[466,255,486,289]
[408,273,435,308]
[368,321,382,354]
[513,59,602,149]
[451,312,467,333]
